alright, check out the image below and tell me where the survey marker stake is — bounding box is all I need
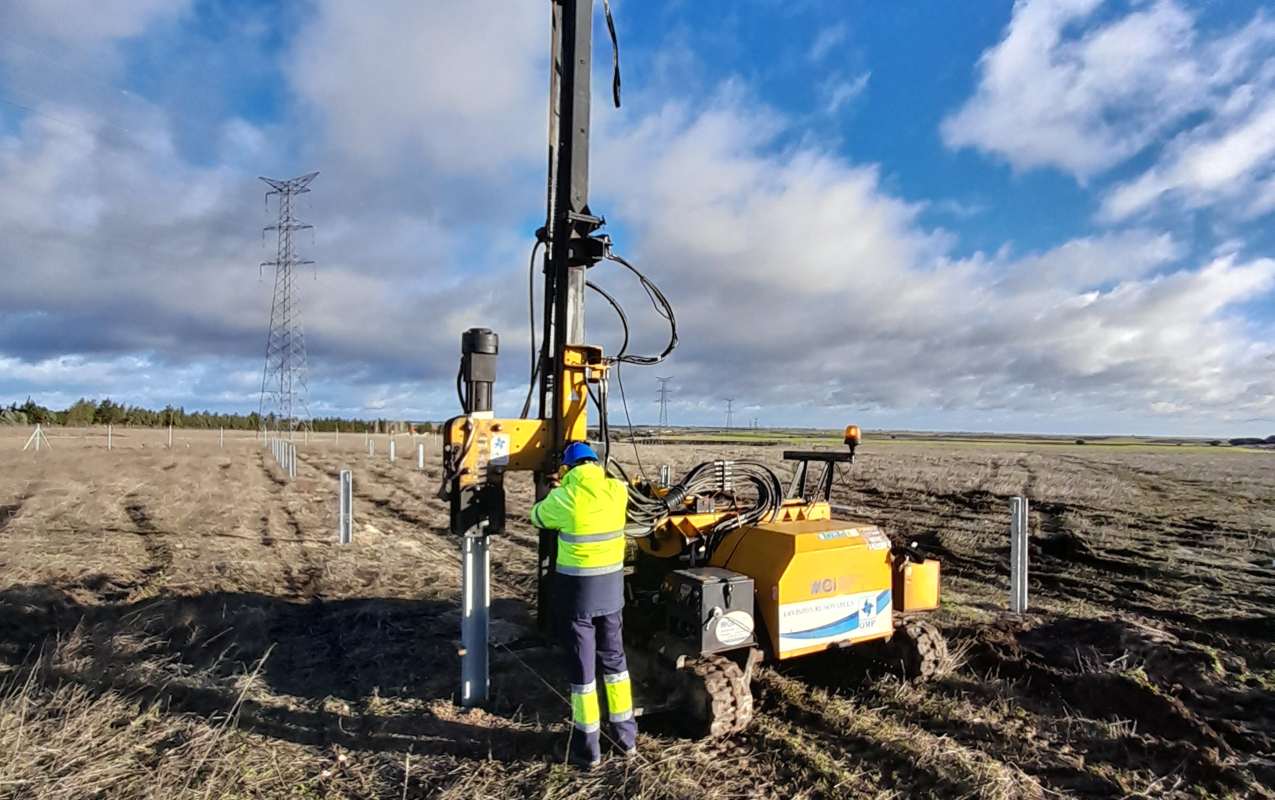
[22,424,51,452]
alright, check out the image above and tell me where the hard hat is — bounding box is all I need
[562,442,599,466]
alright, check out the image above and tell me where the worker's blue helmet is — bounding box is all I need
[562,442,598,467]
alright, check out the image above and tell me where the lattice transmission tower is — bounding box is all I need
[656,376,673,427]
[258,171,319,438]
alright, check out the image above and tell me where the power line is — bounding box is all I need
[258,172,318,439]
[655,375,672,427]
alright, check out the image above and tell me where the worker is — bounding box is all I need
[530,441,637,768]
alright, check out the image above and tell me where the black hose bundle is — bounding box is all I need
[603,251,677,366]
[610,459,784,553]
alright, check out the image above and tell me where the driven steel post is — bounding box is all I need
[338,469,353,544]
[459,328,499,706]
[1009,497,1029,613]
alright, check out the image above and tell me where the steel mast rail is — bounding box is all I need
[443,0,617,708]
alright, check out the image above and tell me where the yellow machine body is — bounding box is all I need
[708,516,895,659]
[441,344,606,489]
[893,558,941,612]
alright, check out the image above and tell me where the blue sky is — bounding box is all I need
[1,0,1273,435]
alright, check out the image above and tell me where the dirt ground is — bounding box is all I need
[1,426,1272,799]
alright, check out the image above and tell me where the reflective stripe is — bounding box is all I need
[569,683,594,695]
[574,720,601,733]
[558,529,624,544]
[558,563,624,577]
[571,684,600,729]
[603,671,633,716]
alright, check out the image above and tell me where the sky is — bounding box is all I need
[1,0,1273,436]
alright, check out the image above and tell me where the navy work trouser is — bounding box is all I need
[562,611,638,763]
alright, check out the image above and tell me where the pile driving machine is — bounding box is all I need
[441,0,947,735]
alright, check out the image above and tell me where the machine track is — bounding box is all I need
[888,619,948,681]
[682,653,754,737]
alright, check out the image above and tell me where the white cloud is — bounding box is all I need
[0,0,189,45]
[1101,82,1275,221]
[286,0,545,175]
[808,24,848,62]
[942,0,1275,187]
[598,93,1275,421]
[1,2,1272,432]
[820,71,870,114]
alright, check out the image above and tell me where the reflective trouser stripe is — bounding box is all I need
[602,670,633,720]
[571,683,600,732]
[557,563,624,577]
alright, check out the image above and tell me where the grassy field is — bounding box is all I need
[1,426,1273,798]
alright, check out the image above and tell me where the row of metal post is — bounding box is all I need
[367,435,439,470]
[23,424,230,452]
[266,435,297,479]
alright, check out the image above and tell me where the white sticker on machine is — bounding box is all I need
[714,610,755,646]
[777,588,892,654]
[863,528,890,551]
[489,433,511,466]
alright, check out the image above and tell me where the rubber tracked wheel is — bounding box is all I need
[889,620,948,681]
[682,654,754,738]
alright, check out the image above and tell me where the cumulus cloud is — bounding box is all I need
[1101,70,1275,221]
[942,0,1275,194]
[0,0,189,45]
[597,94,1275,421]
[0,100,524,404]
[1,2,1272,432]
[287,0,545,175]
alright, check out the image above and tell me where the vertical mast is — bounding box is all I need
[536,0,602,626]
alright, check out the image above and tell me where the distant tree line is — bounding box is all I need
[1228,436,1275,447]
[0,397,434,433]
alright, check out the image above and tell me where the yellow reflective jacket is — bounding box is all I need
[530,462,628,577]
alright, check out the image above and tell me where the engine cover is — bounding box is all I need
[712,517,894,659]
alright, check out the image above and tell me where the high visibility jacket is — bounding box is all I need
[529,462,628,578]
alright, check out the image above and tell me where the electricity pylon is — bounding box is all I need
[656,376,672,427]
[258,172,318,439]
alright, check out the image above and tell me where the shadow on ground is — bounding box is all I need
[0,585,563,762]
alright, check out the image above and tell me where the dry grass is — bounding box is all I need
[1,427,1273,798]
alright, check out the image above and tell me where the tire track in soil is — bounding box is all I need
[293,452,531,598]
[256,448,288,488]
[857,676,1124,798]
[248,449,367,744]
[121,495,175,600]
[755,671,1038,799]
[252,449,324,600]
[0,494,27,532]
[258,513,275,548]
[279,504,323,598]
[363,459,544,556]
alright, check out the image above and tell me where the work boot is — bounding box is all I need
[561,738,601,771]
